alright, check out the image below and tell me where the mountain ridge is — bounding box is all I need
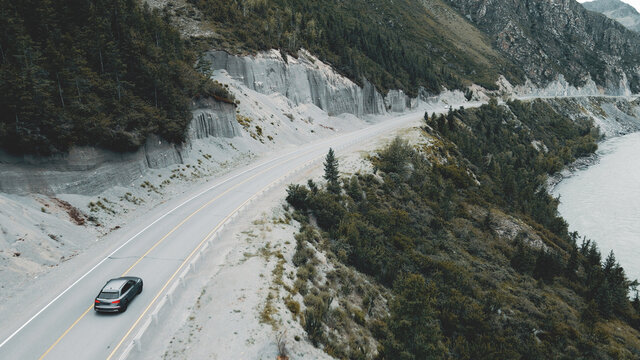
[583,0,640,32]
[444,0,640,93]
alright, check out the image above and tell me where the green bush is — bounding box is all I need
[285,297,301,317]
[292,245,315,267]
[286,184,310,211]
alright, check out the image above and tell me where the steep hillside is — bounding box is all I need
[446,0,640,94]
[4,0,640,156]
[0,0,232,155]
[188,0,524,95]
[583,0,640,33]
[283,100,640,359]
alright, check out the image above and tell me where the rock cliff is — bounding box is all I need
[0,136,185,195]
[189,99,241,139]
[0,99,241,195]
[205,49,414,116]
[446,0,640,94]
[0,48,420,195]
[583,0,640,33]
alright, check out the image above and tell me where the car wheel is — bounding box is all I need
[120,301,128,313]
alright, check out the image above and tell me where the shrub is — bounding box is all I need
[285,297,301,318]
[286,184,310,210]
[308,191,346,229]
[293,244,315,267]
[294,278,308,296]
[304,308,324,346]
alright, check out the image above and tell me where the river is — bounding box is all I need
[552,132,640,282]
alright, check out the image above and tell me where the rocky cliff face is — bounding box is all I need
[583,0,640,33]
[0,48,420,196]
[189,99,241,139]
[0,100,240,195]
[0,136,185,195]
[446,0,640,94]
[205,49,414,116]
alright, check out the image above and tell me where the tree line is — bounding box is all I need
[0,0,232,155]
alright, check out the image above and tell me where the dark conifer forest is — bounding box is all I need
[286,100,640,358]
[0,0,231,155]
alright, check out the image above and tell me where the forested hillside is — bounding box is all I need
[189,0,524,95]
[4,0,640,155]
[0,0,231,155]
[285,100,640,358]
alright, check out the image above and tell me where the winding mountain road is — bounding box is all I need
[0,108,443,360]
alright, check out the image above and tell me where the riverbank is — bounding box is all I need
[552,132,640,282]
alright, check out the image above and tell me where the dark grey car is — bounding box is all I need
[94,276,143,313]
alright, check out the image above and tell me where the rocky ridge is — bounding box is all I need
[583,0,640,33]
[446,0,640,94]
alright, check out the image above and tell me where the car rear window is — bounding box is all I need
[99,291,118,299]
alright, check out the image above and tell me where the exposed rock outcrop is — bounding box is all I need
[0,49,420,196]
[189,99,241,139]
[583,0,640,33]
[205,49,414,116]
[0,136,185,195]
[0,99,243,195]
[446,0,640,94]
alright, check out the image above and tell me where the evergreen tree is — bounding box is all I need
[0,0,233,155]
[346,175,363,202]
[324,148,340,194]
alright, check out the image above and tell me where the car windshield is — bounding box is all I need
[99,291,118,299]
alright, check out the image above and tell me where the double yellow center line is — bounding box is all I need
[39,148,319,360]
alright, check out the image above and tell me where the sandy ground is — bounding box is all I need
[153,114,432,360]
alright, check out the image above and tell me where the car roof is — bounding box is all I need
[101,277,141,292]
[102,279,127,292]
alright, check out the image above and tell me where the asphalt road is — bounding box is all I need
[0,109,437,360]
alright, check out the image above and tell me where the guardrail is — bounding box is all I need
[116,144,356,359]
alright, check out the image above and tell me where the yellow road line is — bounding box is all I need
[38,149,314,360]
[106,207,235,360]
[37,306,93,360]
[107,169,285,359]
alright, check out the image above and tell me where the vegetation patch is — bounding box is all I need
[283,100,640,358]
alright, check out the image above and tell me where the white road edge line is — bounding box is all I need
[0,109,425,351]
[0,144,314,350]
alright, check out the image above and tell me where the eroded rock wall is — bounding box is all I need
[0,99,241,195]
[206,49,413,116]
[189,99,240,139]
[0,136,185,195]
[0,48,419,195]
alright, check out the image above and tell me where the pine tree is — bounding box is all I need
[324,148,340,194]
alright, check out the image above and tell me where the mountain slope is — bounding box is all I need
[191,0,640,95]
[445,0,640,93]
[583,0,640,33]
[189,0,524,94]
[283,100,640,359]
[0,0,232,155]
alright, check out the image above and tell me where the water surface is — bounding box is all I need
[552,132,640,281]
